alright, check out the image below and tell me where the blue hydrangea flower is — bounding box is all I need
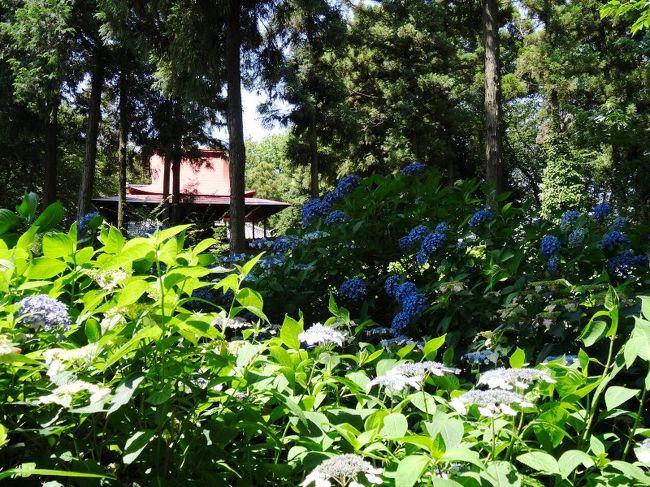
[400,162,427,176]
[398,225,430,252]
[339,277,367,302]
[249,238,274,249]
[420,231,446,255]
[271,235,300,253]
[384,275,401,297]
[259,254,285,269]
[324,210,348,225]
[391,311,411,333]
[560,210,581,232]
[17,295,70,332]
[469,209,494,228]
[402,291,427,317]
[607,251,647,280]
[395,282,417,302]
[568,228,587,248]
[601,231,630,251]
[540,235,561,256]
[456,238,467,250]
[302,198,332,225]
[322,174,361,206]
[434,222,450,234]
[610,216,627,231]
[77,211,101,237]
[547,254,560,275]
[591,203,613,222]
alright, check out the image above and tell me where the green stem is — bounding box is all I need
[623,384,647,458]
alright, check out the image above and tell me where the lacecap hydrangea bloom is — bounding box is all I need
[400,161,427,177]
[324,210,348,225]
[450,389,534,417]
[462,350,499,365]
[591,202,612,221]
[271,235,300,253]
[301,454,383,487]
[469,209,494,228]
[476,367,556,390]
[540,235,561,256]
[298,323,346,347]
[339,277,366,302]
[560,210,581,231]
[17,295,70,332]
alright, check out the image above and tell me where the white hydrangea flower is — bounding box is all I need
[450,389,534,417]
[298,323,346,347]
[301,454,383,487]
[84,269,128,292]
[390,361,461,378]
[0,336,20,356]
[477,367,556,390]
[42,344,100,378]
[211,316,253,330]
[367,374,422,392]
[38,380,110,408]
[100,311,126,333]
[635,438,650,465]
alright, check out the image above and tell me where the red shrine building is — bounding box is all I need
[93,149,289,238]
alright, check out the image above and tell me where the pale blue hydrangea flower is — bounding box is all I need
[17,295,70,332]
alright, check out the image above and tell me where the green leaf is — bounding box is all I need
[26,257,67,279]
[147,383,172,405]
[558,450,594,479]
[604,386,639,410]
[117,279,151,307]
[33,201,64,232]
[423,334,446,359]
[0,463,109,480]
[482,461,521,487]
[579,319,607,347]
[395,455,430,487]
[236,287,264,310]
[84,320,101,342]
[607,461,650,485]
[0,209,20,235]
[509,347,526,368]
[238,253,263,277]
[123,430,155,465]
[107,374,145,415]
[407,391,437,414]
[42,232,74,259]
[380,412,409,439]
[517,452,560,476]
[16,192,38,220]
[99,226,125,254]
[625,319,650,367]
[280,314,303,350]
[155,225,191,243]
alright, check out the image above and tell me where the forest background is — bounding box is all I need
[0,0,648,240]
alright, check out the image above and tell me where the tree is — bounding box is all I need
[483,0,505,200]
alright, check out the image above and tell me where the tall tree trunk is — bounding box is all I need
[226,0,247,253]
[309,111,319,197]
[117,68,129,230]
[77,59,105,218]
[483,0,505,202]
[171,146,182,224]
[43,96,60,207]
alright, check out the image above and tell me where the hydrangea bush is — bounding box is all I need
[0,193,648,485]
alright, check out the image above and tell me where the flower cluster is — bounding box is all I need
[0,336,20,356]
[591,202,612,221]
[301,454,383,487]
[368,361,459,392]
[77,211,101,237]
[635,438,650,465]
[324,210,348,225]
[546,255,560,275]
[17,295,70,332]
[323,174,361,206]
[259,254,285,270]
[384,275,401,297]
[416,222,449,265]
[476,367,556,390]
[339,277,367,302]
[298,323,346,347]
[469,209,494,228]
[610,216,627,231]
[568,228,587,248]
[400,161,427,176]
[462,350,499,365]
[388,281,427,333]
[601,230,630,251]
[43,344,99,378]
[271,235,300,253]
[38,380,110,409]
[249,238,274,249]
[560,210,581,232]
[540,235,561,256]
[398,225,430,252]
[126,219,165,237]
[450,389,534,417]
[303,231,329,240]
[301,198,331,226]
[607,251,647,280]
